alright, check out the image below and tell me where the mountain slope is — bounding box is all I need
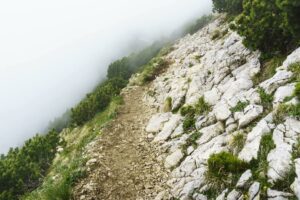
[26,15,300,200]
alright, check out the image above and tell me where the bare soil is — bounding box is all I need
[73,86,168,200]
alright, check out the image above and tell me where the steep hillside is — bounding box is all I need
[24,15,300,200]
[140,16,300,199]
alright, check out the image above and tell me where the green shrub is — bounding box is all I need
[212,0,243,15]
[71,78,127,125]
[231,132,246,153]
[211,30,221,40]
[231,0,300,55]
[183,116,196,132]
[195,97,211,115]
[180,106,195,117]
[294,82,300,99]
[230,101,249,112]
[208,152,248,178]
[163,97,172,112]
[0,130,60,199]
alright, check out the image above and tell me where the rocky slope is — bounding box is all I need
[141,16,300,199]
[72,16,300,200]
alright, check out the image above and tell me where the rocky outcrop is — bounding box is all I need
[142,16,300,199]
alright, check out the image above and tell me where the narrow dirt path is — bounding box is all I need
[73,86,168,200]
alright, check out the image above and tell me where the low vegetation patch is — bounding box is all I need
[274,103,300,124]
[211,30,221,40]
[258,87,273,110]
[204,152,248,198]
[181,132,202,154]
[182,116,196,132]
[208,152,248,177]
[163,97,172,112]
[23,97,123,200]
[294,82,300,98]
[195,97,211,115]
[230,132,246,153]
[252,56,285,85]
[289,62,300,82]
[230,101,249,113]
[180,97,211,132]
[250,133,275,198]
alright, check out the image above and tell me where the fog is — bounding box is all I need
[0,0,212,154]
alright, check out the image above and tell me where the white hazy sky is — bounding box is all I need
[0,0,212,154]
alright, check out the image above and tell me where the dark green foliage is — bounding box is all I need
[183,15,214,35]
[194,97,211,115]
[0,130,60,199]
[183,116,196,132]
[208,152,248,178]
[277,0,300,39]
[204,152,248,198]
[230,0,300,55]
[230,101,249,112]
[180,105,195,117]
[212,0,243,15]
[71,78,127,125]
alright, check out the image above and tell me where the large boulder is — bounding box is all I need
[259,70,293,94]
[238,104,264,128]
[154,114,182,142]
[239,114,273,162]
[146,113,172,133]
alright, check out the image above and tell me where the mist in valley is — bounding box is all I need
[0,0,212,154]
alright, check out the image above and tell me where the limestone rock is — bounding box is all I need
[146,113,171,133]
[236,170,252,188]
[214,102,231,121]
[239,114,273,162]
[291,158,300,199]
[227,189,241,200]
[154,114,182,142]
[198,122,225,145]
[259,70,293,94]
[204,87,221,106]
[267,189,293,200]
[282,47,300,69]
[248,182,260,200]
[216,189,228,200]
[267,124,292,183]
[238,104,263,128]
[165,149,184,169]
[273,83,295,105]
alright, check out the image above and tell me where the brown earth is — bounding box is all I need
[73,85,169,200]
